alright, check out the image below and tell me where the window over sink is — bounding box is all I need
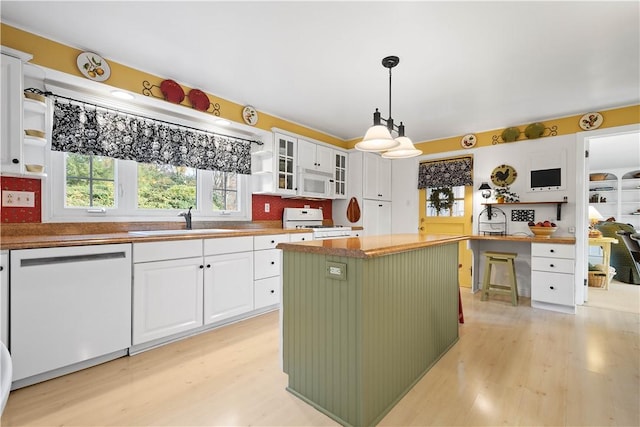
[48,152,250,221]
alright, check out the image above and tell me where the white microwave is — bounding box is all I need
[297,168,334,199]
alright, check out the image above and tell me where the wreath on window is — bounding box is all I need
[429,186,455,214]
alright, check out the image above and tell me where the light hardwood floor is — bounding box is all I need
[2,289,639,426]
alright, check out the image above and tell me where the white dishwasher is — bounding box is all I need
[10,244,132,385]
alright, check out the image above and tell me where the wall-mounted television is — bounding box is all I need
[527,149,566,192]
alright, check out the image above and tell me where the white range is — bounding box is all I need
[283,208,351,240]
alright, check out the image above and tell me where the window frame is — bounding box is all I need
[47,152,252,222]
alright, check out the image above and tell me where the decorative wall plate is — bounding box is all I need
[491,164,517,187]
[501,127,520,142]
[76,52,110,82]
[242,105,258,125]
[188,89,210,111]
[579,112,603,130]
[160,80,185,104]
[524,122,545,139]
[460,134,477,149]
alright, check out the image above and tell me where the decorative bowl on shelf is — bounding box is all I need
[25,164,45,173]
[529,226,557,238]
[25,129,45,138]
[24,91,46,103]
[589,173,608,181]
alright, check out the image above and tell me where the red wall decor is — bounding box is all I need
[252,194,332,222]
[1,177,42,223]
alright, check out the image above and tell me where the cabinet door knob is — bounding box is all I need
[301,237,305,241]
[550,286,555,290]
[270,261,275,265]
[271,240,275,244]
[0,266,3,271]
[550,264,555,268]
[550,249,555,253]
[206,264,211,268]
[199,265,204,269]
[12,158,19,164]
[270,290,275,294]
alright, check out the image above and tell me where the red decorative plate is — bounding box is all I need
[188,89,210,111]
[160,79,185,104]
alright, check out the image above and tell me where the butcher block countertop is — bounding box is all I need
[277,233,468,258]
[0,221,311,250]
[277,233,576,259]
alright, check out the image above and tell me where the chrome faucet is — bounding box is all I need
[179,206,193,230]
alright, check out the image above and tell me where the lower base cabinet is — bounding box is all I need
[204,251,254,324]
[255,275,280,309]
[133,257,204,345]
[531,243,575,310]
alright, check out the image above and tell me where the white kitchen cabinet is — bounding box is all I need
[133,257,204,345]
[254,234,288,310]
[333,151,393,236]
[203,236,254,324]
[0,252,7,346]
[11,244,131,383]
[363,199,392,236]
[1,51,26,175]
[274,132,297,195]
[333,150,348,199]
[363,152,392,201]
[531,243,575,312]
[289,232,313,243]
[1,49,48,178]
[297,138,333,175]
[132,240,204,345]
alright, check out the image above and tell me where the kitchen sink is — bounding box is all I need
[128,229,244,236]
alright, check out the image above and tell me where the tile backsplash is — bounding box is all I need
[1,176,42,223]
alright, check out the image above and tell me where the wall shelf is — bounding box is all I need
[481,201,568,220]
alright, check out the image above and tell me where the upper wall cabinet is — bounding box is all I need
[297,138,333,175]
[1,49,49,178]
[274,132,298,196]
[333,150,347,199]
[363,152,392,201]
[253,130,347,199]
[252,132,297,196]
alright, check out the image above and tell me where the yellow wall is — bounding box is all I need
[346,104,640,153]
[1,24,348,149]
[3,23,638,154]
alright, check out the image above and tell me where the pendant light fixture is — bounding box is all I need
[356,56,422,158]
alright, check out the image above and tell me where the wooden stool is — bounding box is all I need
[481,251,518,306]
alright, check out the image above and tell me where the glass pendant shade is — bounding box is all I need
[381,136,422,158]
[355,125,399,152]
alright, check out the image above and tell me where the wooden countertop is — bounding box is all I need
[0,227,311,250]
[277,233,468,258]
[277,233,577,259]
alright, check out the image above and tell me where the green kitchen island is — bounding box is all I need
[277,234,466,427]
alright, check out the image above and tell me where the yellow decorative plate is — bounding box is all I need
[491,164,517,187]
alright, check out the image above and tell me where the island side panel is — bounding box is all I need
[282,242,460,427]
[361,243,460,426]
[282,251,362,426]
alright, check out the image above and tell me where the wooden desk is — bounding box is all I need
[589,237,618,290]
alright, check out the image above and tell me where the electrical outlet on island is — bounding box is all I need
[264,203,270,213]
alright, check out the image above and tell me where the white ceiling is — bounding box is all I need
[2,1,639,143]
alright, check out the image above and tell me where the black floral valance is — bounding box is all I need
[417,156,473,189]
[52,99,252,174]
